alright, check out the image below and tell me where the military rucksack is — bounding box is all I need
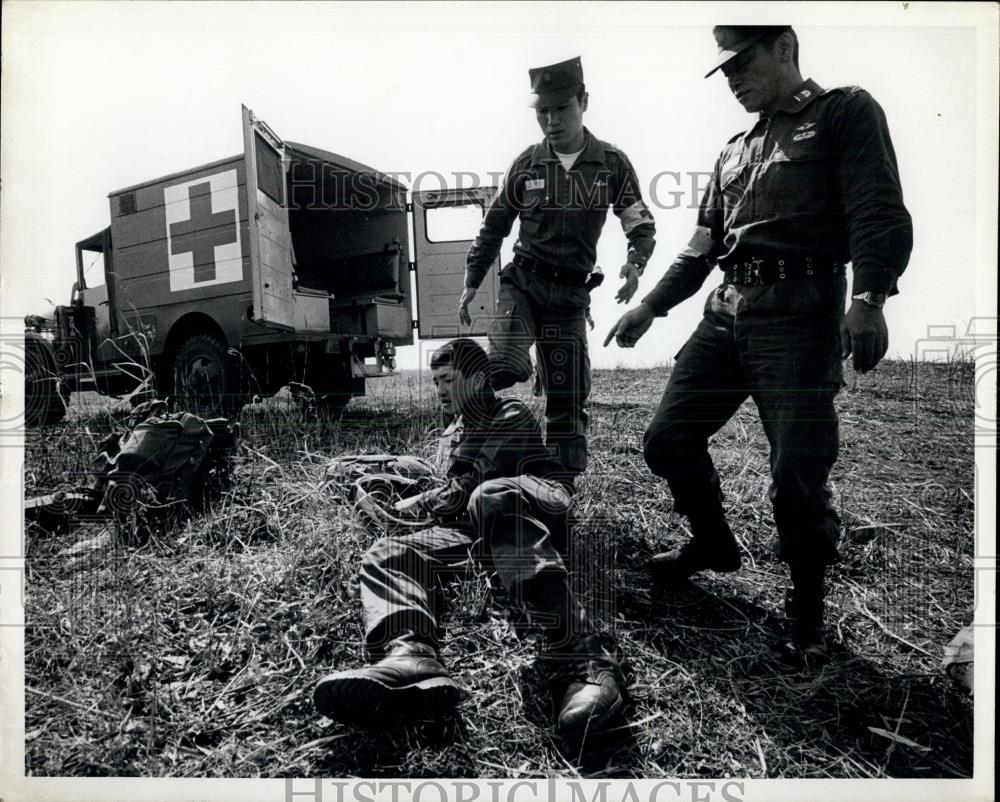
[26,400,240,533]
[97,406,239,519]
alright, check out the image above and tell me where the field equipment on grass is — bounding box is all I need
[25,400,239,533]
[241,382,317,419]
[322,454,438,534]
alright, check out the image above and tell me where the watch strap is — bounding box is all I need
[852,291,887,308]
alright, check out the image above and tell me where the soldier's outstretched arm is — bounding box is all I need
[460,157,523,323]
[458,287,478,327]
[604,302,656,348]
[610,150,656,305]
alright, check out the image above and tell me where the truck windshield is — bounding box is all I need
[82,251,106,289]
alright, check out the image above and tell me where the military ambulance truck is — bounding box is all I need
[24,107,499,425]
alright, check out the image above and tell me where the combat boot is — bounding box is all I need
[544,634,626,738]
[313,633,465,728]
[776,562,831,667]
[650,508,741,585]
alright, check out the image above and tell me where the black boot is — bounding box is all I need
[313,633,465,728]
[544,634,626,738]
[650,508,741,585]
[776,562,831,667]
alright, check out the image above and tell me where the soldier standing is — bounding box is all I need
[459,57,656,483]
[606,26,912,663]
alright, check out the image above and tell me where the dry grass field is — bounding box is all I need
[23,358,975,779]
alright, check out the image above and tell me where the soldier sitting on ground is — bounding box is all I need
[313,338,625,737]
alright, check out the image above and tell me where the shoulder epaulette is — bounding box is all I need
[821,85,864,98]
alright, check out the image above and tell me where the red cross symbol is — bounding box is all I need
[169,182,238,283]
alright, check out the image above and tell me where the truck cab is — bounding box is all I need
[25,106,499,422]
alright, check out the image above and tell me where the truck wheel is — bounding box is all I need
[24,339,69,426]
[171,334,242,417]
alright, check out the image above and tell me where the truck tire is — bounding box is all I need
[24,338,69,426]
[170,334,243,417]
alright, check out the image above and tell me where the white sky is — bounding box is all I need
[1,1,997,373]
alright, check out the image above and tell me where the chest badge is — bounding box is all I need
[525,178,545,191]
[792,122,818,142]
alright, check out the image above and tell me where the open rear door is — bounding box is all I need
[411,187,499,339]
[242,105,295,330]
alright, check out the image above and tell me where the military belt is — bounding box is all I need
[722,255,844,287]
[512,254,589,288]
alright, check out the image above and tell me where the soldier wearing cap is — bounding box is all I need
[606,26,912,663]
[459,56,656,483]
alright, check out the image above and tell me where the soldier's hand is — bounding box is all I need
[393,493,426,515]
[604,302,655,348]
[458,287,477,326]
[616,263,640,304]
[840,300,889,373]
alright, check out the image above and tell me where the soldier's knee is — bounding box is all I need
[643,424,685,476]
[489,362,531,390]
[490,370,518,391]
[361,537,406,572]
[468,478,518,520]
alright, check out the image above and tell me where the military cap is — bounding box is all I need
[528,56,584,108]
[705,25,792,78]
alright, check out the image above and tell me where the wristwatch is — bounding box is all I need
[852,291,887,308]
[627,250,647,276]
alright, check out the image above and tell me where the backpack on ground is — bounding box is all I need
[26,400,239,533]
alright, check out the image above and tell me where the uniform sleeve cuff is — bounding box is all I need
[640,294,669,317]
[851,265,899,297]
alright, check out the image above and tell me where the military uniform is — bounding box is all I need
[361,394,586,654]
[641,76,912,567]
[464,58,656,476]
[316,380,625,735]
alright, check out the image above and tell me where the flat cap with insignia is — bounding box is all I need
[705,25,792,78]
[528,56,584,108]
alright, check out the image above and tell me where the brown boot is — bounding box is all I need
[545,634,626,738]
[650,510,741,585]
[776,563,831,667]
[313,634,465,728]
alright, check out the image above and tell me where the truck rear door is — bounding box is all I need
[411,187,499,339]
[242,105,295,330]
